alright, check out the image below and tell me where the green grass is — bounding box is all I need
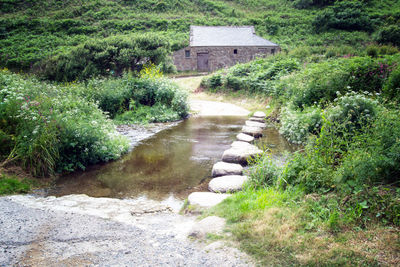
[0,174,31,195]
[208,186,399,266]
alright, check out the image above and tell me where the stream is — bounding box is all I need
[46,116,295,208]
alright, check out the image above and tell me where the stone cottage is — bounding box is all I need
[173,26,280,72]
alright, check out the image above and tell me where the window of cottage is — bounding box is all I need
[185,50,190,58]
[233,49,238,54]
[271,49,275,54]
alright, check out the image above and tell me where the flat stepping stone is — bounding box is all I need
[245,120,266,128]
[188,192,230,207]
[253,111,266,118]
[222,145,263,165]
[208,175,248,193]
[249,117,265,123]
[212,162,243,177]
[231,141,258,149]
[236,133,254,143]
[242,126,263,138]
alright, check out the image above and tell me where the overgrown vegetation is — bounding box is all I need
[1,0,399,81]
[202,26,400,265]
[0,68,188,176]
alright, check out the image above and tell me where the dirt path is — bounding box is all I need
[0,195,253,266]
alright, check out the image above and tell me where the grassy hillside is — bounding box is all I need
[1,0,399,80]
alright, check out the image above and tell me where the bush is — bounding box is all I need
[374,25,400,46]
[326,92,379,132]
[313,1,373,33]
[279,105,322,144]
[39,33,171,81]
[209,74,223,88]
[383,65,400,99]
[0,70,129,176]
[226,76,243,91]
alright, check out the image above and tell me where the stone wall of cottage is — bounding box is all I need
[173,46,280,72]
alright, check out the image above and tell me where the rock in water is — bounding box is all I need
[212,162,243,177]
[222,145,262,165]
[242,126,263,138]
[236,133,254,143]
[245,120,266,128]
[253,111,266,118]
[249,117,265,123]
[188,192,230,207]
[231,141,258,149]
[188,216,226,238]
[208,175,248,193]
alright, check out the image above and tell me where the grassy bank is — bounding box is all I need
[202,49,400,265]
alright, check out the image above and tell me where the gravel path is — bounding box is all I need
[189,100,250,117]
[0,195,253,266]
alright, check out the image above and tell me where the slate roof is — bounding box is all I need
[189,26,278,47]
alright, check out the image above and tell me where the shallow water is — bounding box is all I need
[48,117,295,203]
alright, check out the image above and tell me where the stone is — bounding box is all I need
[245,120,266,128]
[212,162,243,177]
[222,145,262,165]
[242,126,263,138]
[188,216,226,238]
[249,117,265,123]
[231,141,258,150]
[208,175,248,193]
[188,192,230,208]
[253,111,266,118]
[236,133,254,143]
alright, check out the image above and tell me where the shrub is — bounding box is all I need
[383,65,400,99]
[39,33,171,81]
[209,74,223,88]
[226,76,243,91]
[279,105,322,144]
[313,1,373,33]
[0,70,129,175]
[374,25,400,46]
[326,92,379,132]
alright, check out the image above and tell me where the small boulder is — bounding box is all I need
[209,175,248,193]
[231,141,258,150]
[253,111,266,118]
[245,120,266,128]
[212,162,243,177]
[236,133,254,143]
[222,145,262,165]
[242,126,263,138]
[188,216,226,238]
[188,192,230,208]
[249,117,265,123]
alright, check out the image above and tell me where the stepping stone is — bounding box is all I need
[212,162,243,177]
[222,145,262,165]
[249,117,265,123]
[245,120,266,128]
[231,141,258,149]
[236,133,254,143]
[188,192,230,207]
[253,111,266,118]
[208,175,248,193]
[188,216,226,238]
[242,126,263,138]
